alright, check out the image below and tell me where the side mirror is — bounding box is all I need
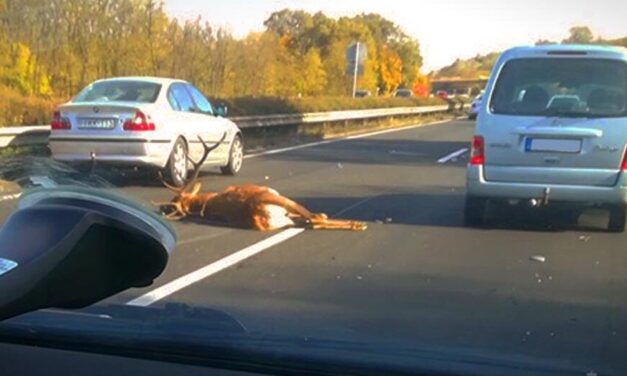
[215,103,228,117]
[0,187,176,321]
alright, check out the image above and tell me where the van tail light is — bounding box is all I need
[621,146,627,170]
[50,110,70,130]
[469,136,485,165]
[123,111,155,131]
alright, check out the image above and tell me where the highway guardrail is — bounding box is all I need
[0,104,451,148]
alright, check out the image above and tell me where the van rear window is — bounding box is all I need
[490,58,627,118]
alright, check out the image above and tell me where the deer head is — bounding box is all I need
[155,133,226,220]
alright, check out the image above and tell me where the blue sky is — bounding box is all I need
[163,0,627,72]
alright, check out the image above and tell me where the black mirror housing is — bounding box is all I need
[0,188,175,321]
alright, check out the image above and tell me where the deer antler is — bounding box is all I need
[155,132,228,221]
[157,171,184,193]
[185,132,228,187]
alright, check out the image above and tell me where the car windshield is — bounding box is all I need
[73,81,161,103]
[3,2,627,376]
[491,58,627,117]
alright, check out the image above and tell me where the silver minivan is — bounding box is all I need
[466,45,627,231]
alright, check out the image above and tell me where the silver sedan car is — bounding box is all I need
[49,77,243,186]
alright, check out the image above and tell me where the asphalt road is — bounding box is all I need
[4,118,627,374]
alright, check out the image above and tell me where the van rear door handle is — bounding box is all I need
[514,126,602,138]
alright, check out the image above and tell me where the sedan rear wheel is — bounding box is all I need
[221,136,243,176]
[165,138,188,187]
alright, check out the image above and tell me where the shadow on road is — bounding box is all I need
[289,191,613,233]
[152,189,613,233]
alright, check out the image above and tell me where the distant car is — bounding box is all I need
[393,89,413,98]
[355,90,371,98]
[49,77,244,187]
[466,45,627,231]
[468,93,483,120]
[435,90,448,100]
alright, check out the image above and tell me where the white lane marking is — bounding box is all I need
[244,119,453,159]
[437,148,468,164]
[126,228,305,307]
[0,192,21,202]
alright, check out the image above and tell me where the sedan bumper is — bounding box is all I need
[50,137,172,168]
[466,165,627,204]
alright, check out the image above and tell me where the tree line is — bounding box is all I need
[433,27,627,80]
[0,0,428,101]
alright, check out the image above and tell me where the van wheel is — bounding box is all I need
[464,196,488,227]
[221,135,243,176]
[608,204,626,232]
[164,138,188,188]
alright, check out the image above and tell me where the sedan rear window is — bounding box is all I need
[73,81,161,103]
[490,58,627,118]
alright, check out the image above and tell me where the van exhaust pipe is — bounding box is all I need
[528,187,551,207]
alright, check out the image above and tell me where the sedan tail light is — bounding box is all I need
[50,110,70,130]
[469,135,485,165]
[621,146,627,170]
[123,111,155,131]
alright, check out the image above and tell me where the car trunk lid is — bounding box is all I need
[57,102,142,133]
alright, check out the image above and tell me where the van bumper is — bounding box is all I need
[466,165,627,204]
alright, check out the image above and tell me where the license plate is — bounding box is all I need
[525,138,581,153]
[78,118,116,129]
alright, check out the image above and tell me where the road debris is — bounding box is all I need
[530,255,546,263]
[579,235,591,242]
[264,176,270,180]
[337,162,343,169]
[356,275,363,280]
[384,217,393,223]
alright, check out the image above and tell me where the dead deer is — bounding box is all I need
[153,135,367,231]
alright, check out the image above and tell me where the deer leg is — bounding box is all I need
[164,211,186,221]
[199,200,210,217]
[309,218,368,231]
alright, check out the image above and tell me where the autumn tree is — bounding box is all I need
[563,26,594,44]
[378,45,402,94]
